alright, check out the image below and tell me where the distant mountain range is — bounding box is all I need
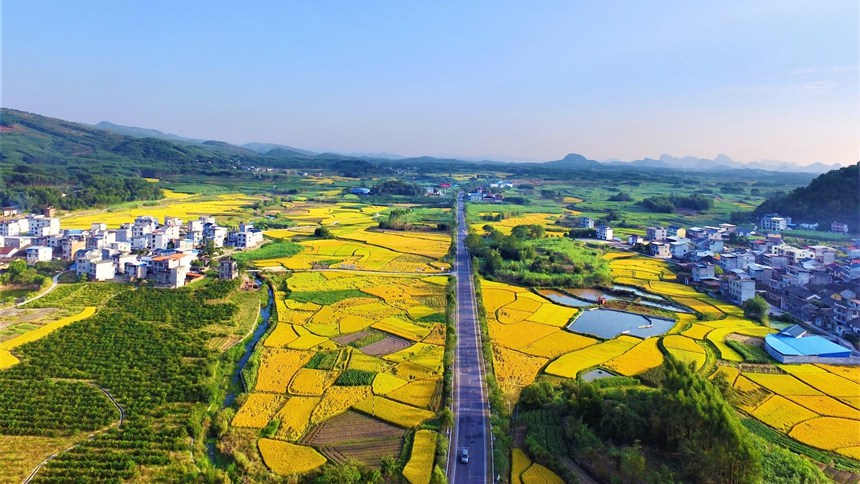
[93,120,844,174]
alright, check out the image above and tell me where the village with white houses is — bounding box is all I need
[582,213,860,358]
[0,206,261,288]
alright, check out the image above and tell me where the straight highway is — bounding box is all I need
[448,193,493,483]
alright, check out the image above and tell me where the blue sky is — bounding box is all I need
[2,1,857,165]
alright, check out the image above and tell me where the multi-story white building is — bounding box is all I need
[75,250,116,281]
[834,299,860,324]
[761,215,789,232]
[26,245,53,264]
[231,223,264,249]
[203,225,228,247]
[646,226,668,241]
[219,258,238,280]
[0,220,21,237]
[831,222,849,234]
[578,217,595,229]
[27,215,60,237]
[722,272,756,304]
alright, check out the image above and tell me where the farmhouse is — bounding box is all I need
[596,225,613,241]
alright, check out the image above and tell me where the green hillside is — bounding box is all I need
[753,163,859,230]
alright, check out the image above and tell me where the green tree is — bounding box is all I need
[314,226,334,239]
[743,295,769,325]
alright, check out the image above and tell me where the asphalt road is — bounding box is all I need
[448,193,494,483]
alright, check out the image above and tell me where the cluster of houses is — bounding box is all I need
[467,186,506,203]
[0,207,257,288]
[595,216,860,338]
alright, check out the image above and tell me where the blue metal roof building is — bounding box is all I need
[764,326,852,363]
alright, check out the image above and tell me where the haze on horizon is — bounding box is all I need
[2,1,858,166]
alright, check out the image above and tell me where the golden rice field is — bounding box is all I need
[60,193,260,228]
[603,337,664,376]
[273,397,320,441]
[544,336,639,379]
[288,368,338,396]
[352,396,435,428]
[258,439,327,475]
[402,429,438,484]
[521,462,565,484]
[232,393,287,429]
[471,212,557,234]
[480,254,860,469]
[255,349,313,393]
[339,229,451,259]
[236,265,449,479]
[0,306,96,369]
[482,280,578,327]
[790,418,860,457]
[493,346,549,401]
[662,335,707,370]
[310,386,374,425]
[372,373,409,395]
[735,363,860,459]
[387,378,439,409]
[511,448,532,484]
[751,395,817,431]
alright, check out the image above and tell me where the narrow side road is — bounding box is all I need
[448,193,493,483]
[14,271,65,308]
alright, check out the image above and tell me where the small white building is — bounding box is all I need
[26,245,53,264]
[596,225,613,241]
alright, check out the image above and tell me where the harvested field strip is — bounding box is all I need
[306,410,405,468]
[361,335,412,356]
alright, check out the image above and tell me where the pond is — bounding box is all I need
[567,308,675,339]
[538,289,594,307]
[581,368,618,382]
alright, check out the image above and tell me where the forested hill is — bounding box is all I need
[753,163,859,230]
[0,108,258,210]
